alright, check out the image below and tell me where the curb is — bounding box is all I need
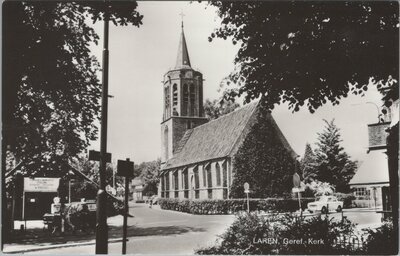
[3,237,128,254]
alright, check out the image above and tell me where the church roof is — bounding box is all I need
[175,24,191,69]
[349,150,389,185]
[163,101,297,170]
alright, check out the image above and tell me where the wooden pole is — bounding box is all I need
[122,158,130,254]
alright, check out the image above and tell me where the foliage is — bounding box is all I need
[305,180,335,197]
[363,219,397,255]
[3,2,143,176]
[278,215,357,254]
[314,119,357,192]
[230,106,296,198]
[196,212,358,255]
[137,159,161,196]
[158,198,314,215]
[300,143,318,182]
[67,154,123,200]
[204,98,240,120]
[207,1,398,112]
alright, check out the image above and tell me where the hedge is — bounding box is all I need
[158,198,315,215]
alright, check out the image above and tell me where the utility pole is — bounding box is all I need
[96,1,110,254]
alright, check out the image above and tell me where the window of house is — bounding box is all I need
[354,187,370,199]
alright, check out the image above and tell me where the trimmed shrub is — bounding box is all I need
[158,198,314,215]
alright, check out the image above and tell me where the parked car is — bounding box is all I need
[307,196,343,214]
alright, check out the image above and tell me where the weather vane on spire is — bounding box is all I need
[179,10,185,28]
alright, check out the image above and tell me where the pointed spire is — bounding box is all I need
[175,13,191,69]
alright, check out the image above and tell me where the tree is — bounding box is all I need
[3,2,143,176]
[208,2,398,112]
[300,143,318,182]
[137,159,161,196]
[203,98,240,120]
[313,119,357,192]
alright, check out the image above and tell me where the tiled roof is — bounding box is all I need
[163,101,297,170]
[349,150,389,185]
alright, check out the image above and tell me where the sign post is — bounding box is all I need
[244,182,250,213]
[292,173,302,212]
[117,158,134,255]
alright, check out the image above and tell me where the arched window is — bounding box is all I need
[161,173,165,198]
[173,170,179,198]
[182,84,188,116]
[190,84,196,116]
[216,163,221,186]
[165,86,171,119]
[172,84,178,116]
[206,164,212,188]
[222,161,228,199]
[206,164,212,199]
[182,168,189,198]
[164,126,169,160]
[193,166,200,199]
[165,172,170,198]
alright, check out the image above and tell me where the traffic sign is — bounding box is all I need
[117,159,134,177]
[293,173,301,188]
[89,150,112,163]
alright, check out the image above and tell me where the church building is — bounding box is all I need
[159,24,298,200]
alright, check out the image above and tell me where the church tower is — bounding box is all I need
[161,23,208,164]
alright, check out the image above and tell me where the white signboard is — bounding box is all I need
[24,177,60,192]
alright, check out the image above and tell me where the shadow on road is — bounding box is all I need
[7,225,206,246]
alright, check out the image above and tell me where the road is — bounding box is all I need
[20,205,383,254]
[24,203,235,254]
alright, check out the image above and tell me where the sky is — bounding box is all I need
[88,1,384,165]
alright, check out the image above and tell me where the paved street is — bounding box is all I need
[22,203,235,254]
[4,205,384,254]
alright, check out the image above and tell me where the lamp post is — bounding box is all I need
[96,1,110,254]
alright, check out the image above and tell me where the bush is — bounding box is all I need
[363,219,397,255]
[158,198,314,215]
[196,213,359,255]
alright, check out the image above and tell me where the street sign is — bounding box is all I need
[117,159,134,177]
[293,173,301,188]
[89,150,112,163]
[24,178,60,192]
[244,182,250,193]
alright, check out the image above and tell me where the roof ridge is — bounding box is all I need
[190,101,257,132]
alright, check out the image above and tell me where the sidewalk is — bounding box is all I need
[4,215,129,254]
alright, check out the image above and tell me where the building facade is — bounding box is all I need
[159,24,297,200]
